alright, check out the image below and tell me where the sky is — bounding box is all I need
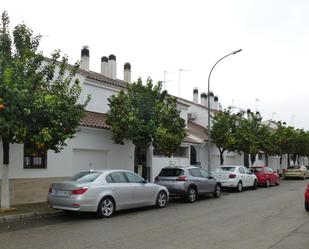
[2,0,309,129]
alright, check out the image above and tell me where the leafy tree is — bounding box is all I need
[210,108,240,165]
[234,110,268,166]
[0,12,88,209]
[106,77,186,159]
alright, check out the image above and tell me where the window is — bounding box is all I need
[189,168,201,177]
[174,147,188,158]
[124,172,145,183]
[70,171,102,182]
[110,172,127,183]
[23,144,47,169]
[106,174,114,183]
[239,167,245,174]
[159,168,184,177]
[200,169,210,178]
[214,167,235,173]
[265,168,273,173]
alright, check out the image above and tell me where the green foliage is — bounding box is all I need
[0,12,88,160]
[106,77,186,156]
[211,108,240,164]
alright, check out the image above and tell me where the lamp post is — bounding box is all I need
[207,49,242,172]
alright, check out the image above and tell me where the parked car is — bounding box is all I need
[283,165,309,180]
[305,183,309,212]
[48,169,169,218]
[250,166,280,187]
[212,166,258,192]
[154,166,222,203]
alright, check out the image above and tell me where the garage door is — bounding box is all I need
[72,149,107,174]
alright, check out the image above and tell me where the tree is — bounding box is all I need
[0,12,88,209]
[210,108,240,165]
[234,110,269,166]
[106,77,186,160]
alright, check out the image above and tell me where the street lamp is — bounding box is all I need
[207,49,242,172]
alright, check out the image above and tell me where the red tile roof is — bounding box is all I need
[80,111,111,129]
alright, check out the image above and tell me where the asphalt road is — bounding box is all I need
[0,179,309,249]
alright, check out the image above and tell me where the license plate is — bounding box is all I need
[53,189,70,196]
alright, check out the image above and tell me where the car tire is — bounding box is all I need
[252,179,258,190]
[186,187,197,203]
[156,191,168,208]
[236,181,243,192]
[213,184,221,198]
[97,196,115,218]
[275,178,280,186]
[305,202,309,212]
[265,179,270,188]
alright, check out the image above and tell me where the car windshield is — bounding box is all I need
[159,168,184,177]
[214,167,235,172]
[287,165,300,169]
[251,167,264,173]
[70,171,102,182]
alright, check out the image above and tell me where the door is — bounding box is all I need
[72,149,107,174]
[199,169,216,193]
[108,172,134,210]
[239,167,249,187]
[124,172,156,206]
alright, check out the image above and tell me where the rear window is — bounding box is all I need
[288,165,300,169]
[70,172,102,182]
[214,167,235,172]
[159,168,184,177]
[251,167,264,173]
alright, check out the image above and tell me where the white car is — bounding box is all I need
[212,166,258,192]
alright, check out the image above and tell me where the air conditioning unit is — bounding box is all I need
[188,112,197,120]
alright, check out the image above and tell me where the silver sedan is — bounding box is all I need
[47,169,169,218]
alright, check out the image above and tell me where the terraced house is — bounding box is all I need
[0,47,290,205]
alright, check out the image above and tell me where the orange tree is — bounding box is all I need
[0,12,88,208]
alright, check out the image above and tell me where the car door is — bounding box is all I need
[266,167,275,184]
[199,169,216,193]
[238,167,249,187]
[188,168,204,193]
[124,172,156,207]
[108,172,135,209]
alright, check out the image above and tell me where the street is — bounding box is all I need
[0,179,309,249]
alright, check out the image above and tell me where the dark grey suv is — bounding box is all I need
[155,166,221,203]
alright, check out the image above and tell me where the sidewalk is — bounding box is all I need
[0,202,62,223]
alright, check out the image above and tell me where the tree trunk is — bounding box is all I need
[244,153,249,167]
[219,149,225,165]
[250,153,256,165]
[265,154,269,166]
[1,137,10,209]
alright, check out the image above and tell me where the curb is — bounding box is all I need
[0,210,63,223]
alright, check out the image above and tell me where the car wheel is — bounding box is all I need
[97,196,115,218]
[265,179,270,188]
[252,179,258,190]
[156,191,168,208]
[213,184,221,198]
[275,178,280,186]
[236,181,243,192]
[305,202,309,212]
[186,187,197,203]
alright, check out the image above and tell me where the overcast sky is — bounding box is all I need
[2,0,309,129]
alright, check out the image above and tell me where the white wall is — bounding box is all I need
[82,82,121,114]
[0,127,135,179]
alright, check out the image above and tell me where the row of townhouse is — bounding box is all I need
[0,47,297,205]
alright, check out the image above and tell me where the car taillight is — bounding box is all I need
[71,187,89,195]
[229,173,236,179]
[283,169,287,173]
[155,176,159,181]
[176,176,188,181]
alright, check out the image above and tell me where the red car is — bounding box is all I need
[250,166,280,187]
[305,184,309,211]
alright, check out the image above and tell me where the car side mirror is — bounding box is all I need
[208,175,214,180]
[142,179,148,184]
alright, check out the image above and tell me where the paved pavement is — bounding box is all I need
[0,179,308,249]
